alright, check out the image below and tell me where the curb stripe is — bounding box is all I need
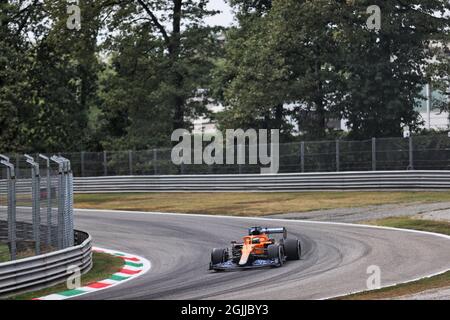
[87,282,111,289]
[34,246,151,300]
[120,265,142,271]
[119,257,140,262]
[119,268,141,275]
[125,261,143,267]
[110,275,130,281]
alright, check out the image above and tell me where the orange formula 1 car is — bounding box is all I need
[209,227,301,271]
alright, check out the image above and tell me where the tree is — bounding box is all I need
[27,0,103,152]
[228,0,272,16]
[0,0,44,152]
[97,23,173,150]
[214,13,290,133]
[96,0,223,149]
[216,0,347,139]
[128,0,220,129]
[218,0,450,139]
[0,0,103,152]
[268,0,348,138]
[427,42,450,117]
[341,0,450,138]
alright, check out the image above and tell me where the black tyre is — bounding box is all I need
[267,244,283,267]
[284,238,301,261]
[211,248,227,265]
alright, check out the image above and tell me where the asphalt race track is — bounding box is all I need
[74,209,450,300]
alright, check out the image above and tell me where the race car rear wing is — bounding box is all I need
[248,227,287,239]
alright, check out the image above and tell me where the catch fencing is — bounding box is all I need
[0,155,74,262]
[45,134,450,177]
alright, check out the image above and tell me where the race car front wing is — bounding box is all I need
[210,259,280,271]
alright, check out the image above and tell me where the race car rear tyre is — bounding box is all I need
[284,238,301,261]
[211,248,227,265]
[268,244,283,267]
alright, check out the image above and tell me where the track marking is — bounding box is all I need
[33,247,151,300]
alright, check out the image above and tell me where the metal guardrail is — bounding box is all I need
[74,170,450,192]
[0,230,92,297]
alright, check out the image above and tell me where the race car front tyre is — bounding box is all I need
[284,238,301,260]
[268,244,283,267]
[211,248,227,265]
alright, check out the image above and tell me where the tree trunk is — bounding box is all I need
[274,104,283,129]
[315,97,326,137]
[169,0,185,131]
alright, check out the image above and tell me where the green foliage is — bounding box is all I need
[0,0,222,152]
[0,0,449,153]
[211,6,294,140]
[96,0,223,149]
[0,0,101,152]
[339,0,450,139]
[216,0,450,140]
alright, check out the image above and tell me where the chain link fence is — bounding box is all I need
[47,134,450,176]
[2,134,450,184]
[0,155,74,262]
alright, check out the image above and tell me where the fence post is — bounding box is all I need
[409,136,414,170]
[69,169,74,246]
[39,154,52,246]
[372,138,377,171]
[0,155,16,261]
[51,156,65,249]
[103,151,108,176]
[153,149,158,175]
[60,157,74,247]
[129,150,133,175]
[25,155,41,255]
[80,151,85,177]
[15,154,20,179]
[300,142,305,173]
[336,140,340,172]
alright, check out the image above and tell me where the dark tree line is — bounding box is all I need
[215,0,450,140]
[0,0,449,153]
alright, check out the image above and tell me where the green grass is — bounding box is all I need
[75,191,450,216]
[364,217,450,236]
[11,252,124,300]
[0,243,10,263]
[338,217,450,300]
[340,270,450,300]
[0,244,59,262]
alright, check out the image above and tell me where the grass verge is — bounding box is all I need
[338,217,450,300]
[364,217,450,236]
[0,243,9,263]
[0,244,62,262]
[10,252,124,300]
[75,191,450,216]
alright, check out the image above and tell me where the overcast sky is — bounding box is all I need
[204,0,236,27]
